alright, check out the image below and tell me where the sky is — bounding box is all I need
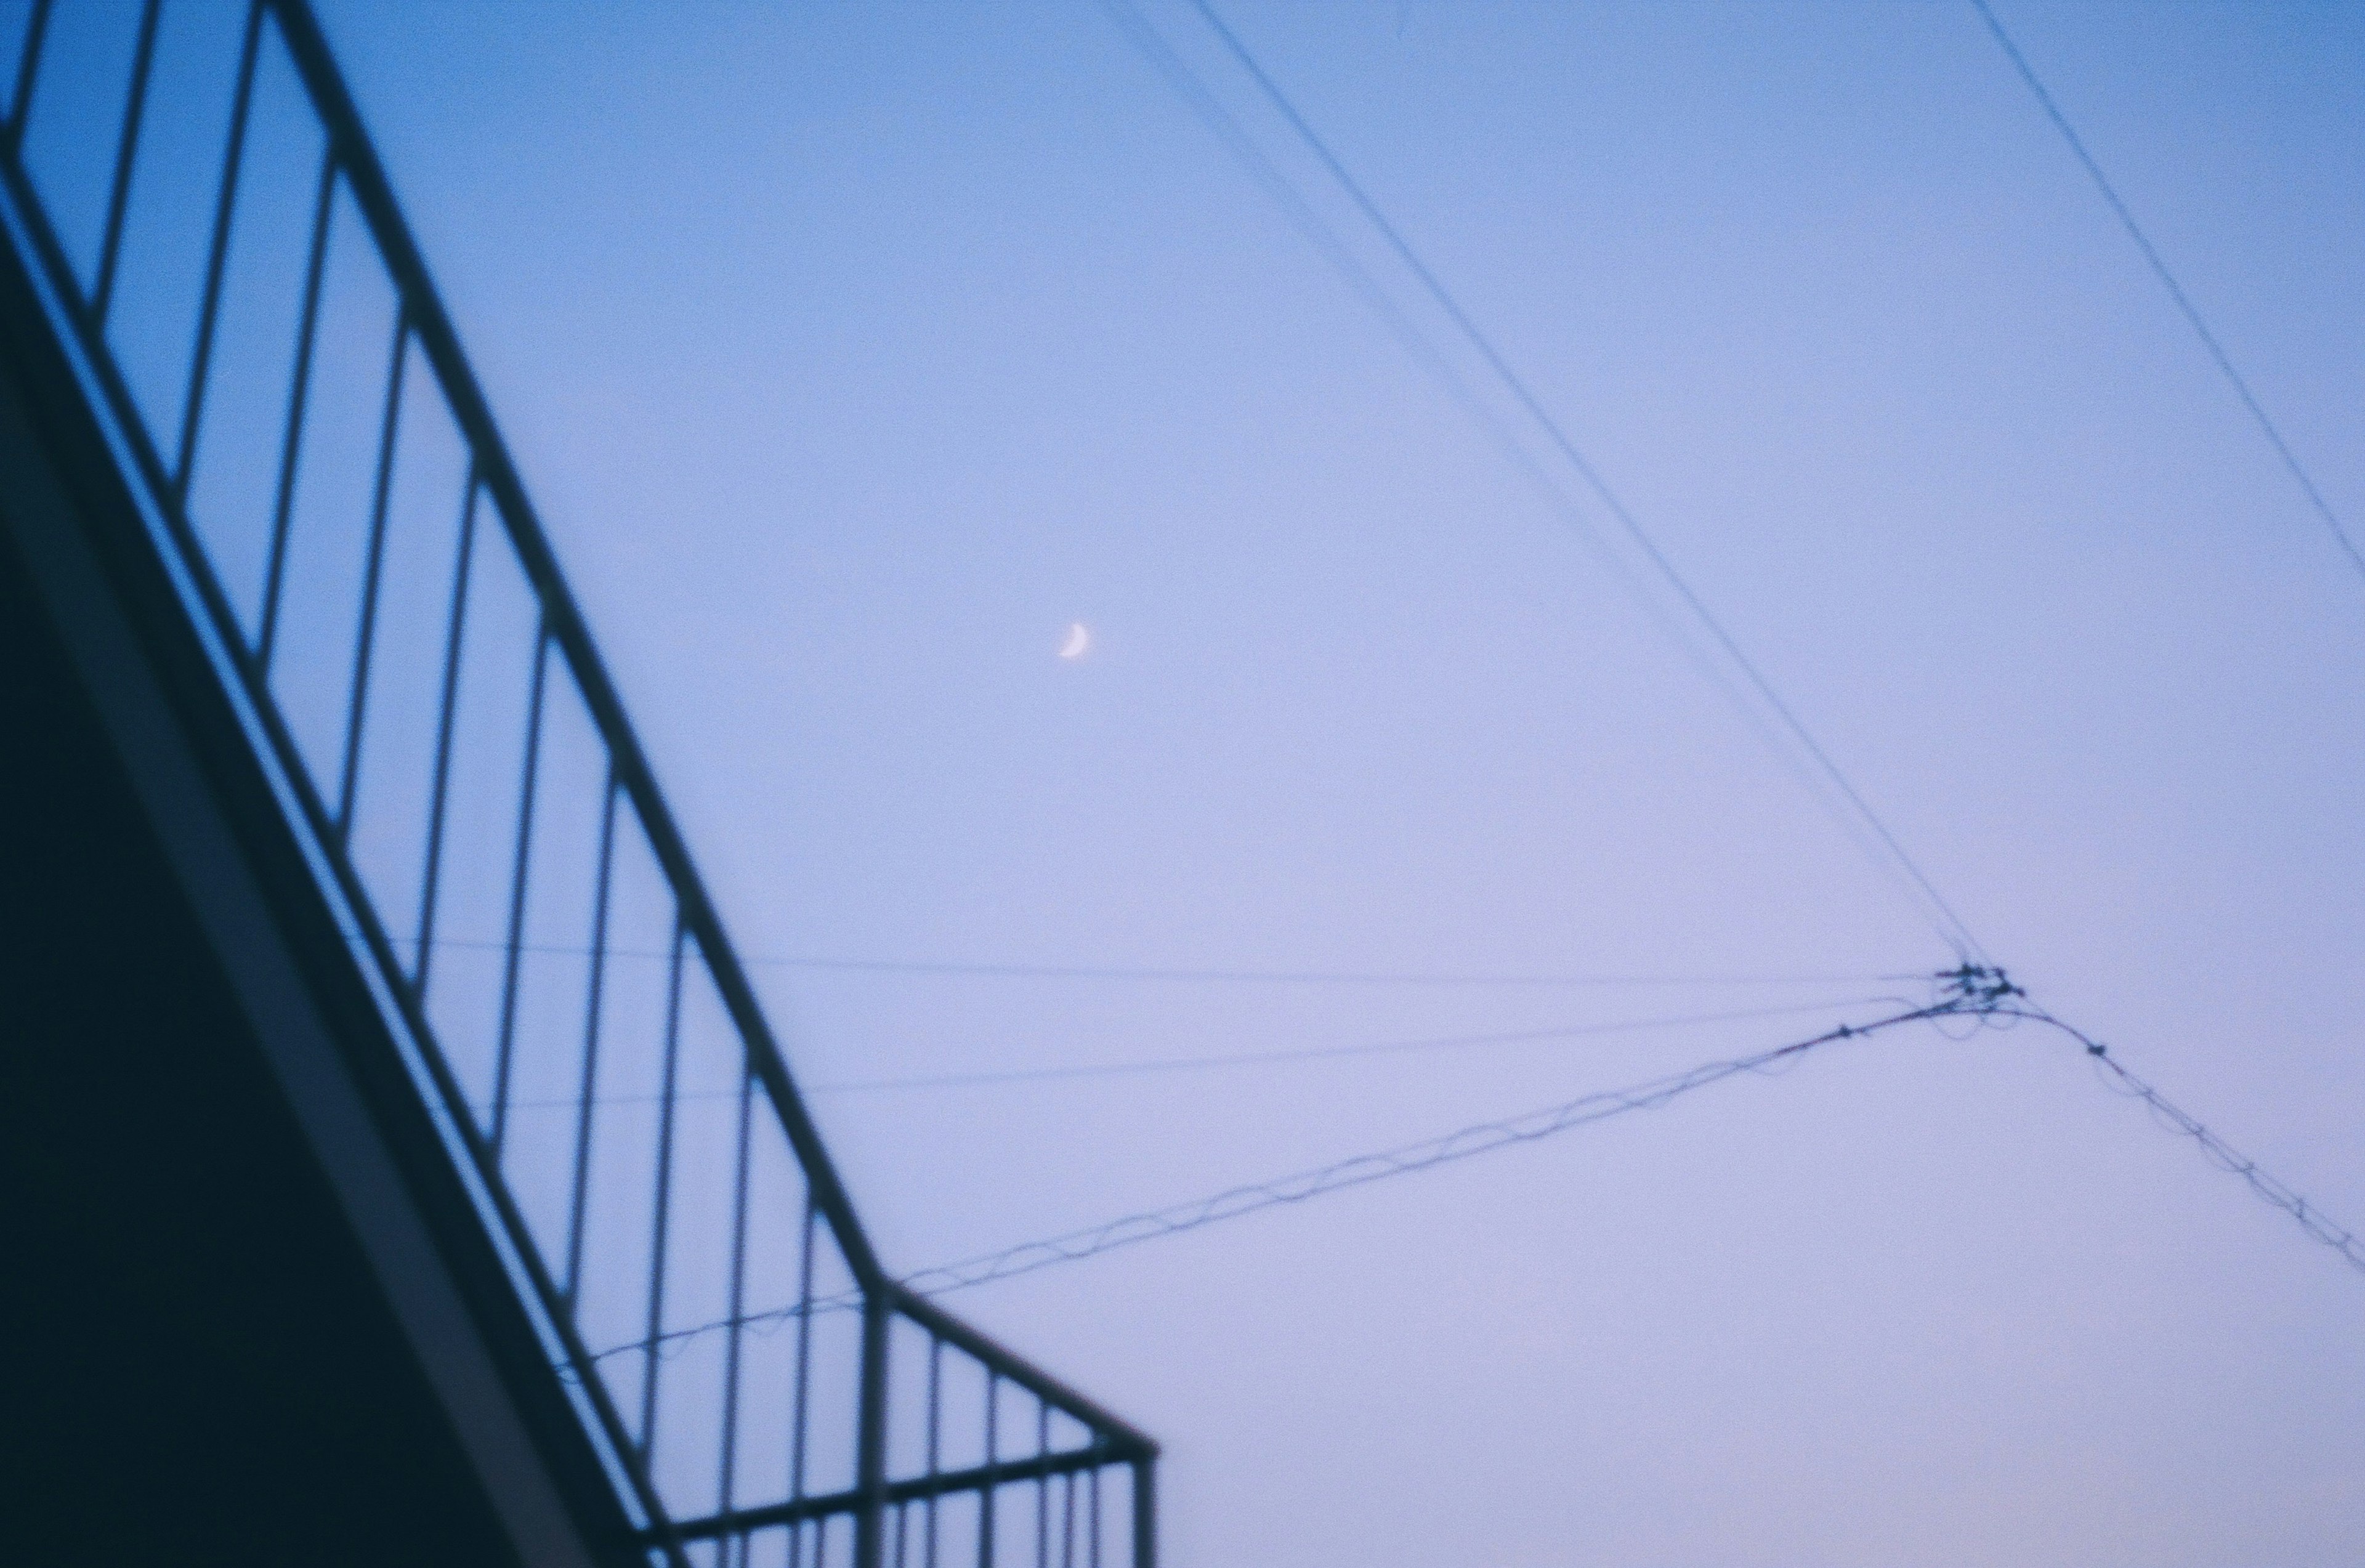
[18,1,2365,1562]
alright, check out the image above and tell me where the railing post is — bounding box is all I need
[853,1289,891,1568]
[1130,1459,1155,1568]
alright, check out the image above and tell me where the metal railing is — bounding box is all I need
[0,4,1155,1564]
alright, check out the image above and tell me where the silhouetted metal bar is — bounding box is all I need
[979,1373,999,1568]
[1,3,1154,1555]
[247,25,1155,1527]
[664,1451,1138,1542]
[346,830,693,1567]
[853,1288,890,1568]
[1128,1463,1152,1568]
[259,151,337,668]
[718,1049,758,1522]
[411,468,478,992]
[641,916,687,1452]
[790,1190,819,1514]
[91,0,162,321]
[336,310,409,833]
[564,769,619,1301]
[262,0,892,1295]
[6,0,55,147]
[1087,1470,1100,1568]
[172,0,261,498]
[926,1333,942,1568]
[0,59,686,1555]
[1034,1404,1049,1568]
[887,1287,1155,1460]
[489,621,548,1154]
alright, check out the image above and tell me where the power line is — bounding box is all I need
[596,986,2002,1364]
[892,1000,1962,1299]
[815,995,1907,1093]
[1994,1004,2365,1277]
[1968,0,2365,586]
[356,932,1907,991]
[764,956,1916,990]
[1091,0,1886,862]
[507,993,1909,1108]
[592,972,2364,1370]
[1114,0,1986,961]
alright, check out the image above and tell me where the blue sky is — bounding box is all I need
[311,2,2363,1562]
[25,0,2361,1561]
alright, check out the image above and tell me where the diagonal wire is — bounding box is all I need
[509,995,1909,1109]
[355,932,1913,990]
[1090,0,1873,861]
[808,994,1910,1094]
[1995,1005,2365,1276]
[764,955,1915,989]
[892,1001,1954,1298]
[1969,0,2365,586]
[591,998,1960,1364]
[1133,0,1986,961]
[588,977,2365,1373]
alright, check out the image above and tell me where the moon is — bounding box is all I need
[1059,622,1091,660]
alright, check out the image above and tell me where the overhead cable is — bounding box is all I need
[1112,0,1987,961]
[598,988,1985,1364]
[1968,0,2365,586]
[514,994,1909,1110]
[1995,1004,2365,1277]
[365,932,1902,992]
[770,956,1914,990]
[807,995,1908,1093]
[890,999,1966,1298]
[590,971,2364,1371]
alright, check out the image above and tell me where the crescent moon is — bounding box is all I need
[1059,623,1091,660]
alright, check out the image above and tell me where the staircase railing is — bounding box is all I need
[0,4,1154,1563]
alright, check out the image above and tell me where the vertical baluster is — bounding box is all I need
[1033,1404,1048,1568]
[488,620,548,1153]
[172,0,263,499]
[978,1375,997,1568]
[258,149,336,667]
[564,770,620,1300]
[1085,1470,1099,1568]
[924,1336,941,1568]
[786,1193,818,1568]
[5,0,55,146]
[1059,1473,1073,1568]
[334,309,410,833]
[717,1045,757,1526]
[855,1288,889,1568]
[1128,1464,1152,1568]
[89,0,161,321]
[638,917,687,1455]
[411,467,478,994]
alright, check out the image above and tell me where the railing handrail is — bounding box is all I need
[257,0,891,1293]
[0,2,1155,1560]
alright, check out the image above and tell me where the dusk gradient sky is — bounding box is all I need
[252,1,2365,1560]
